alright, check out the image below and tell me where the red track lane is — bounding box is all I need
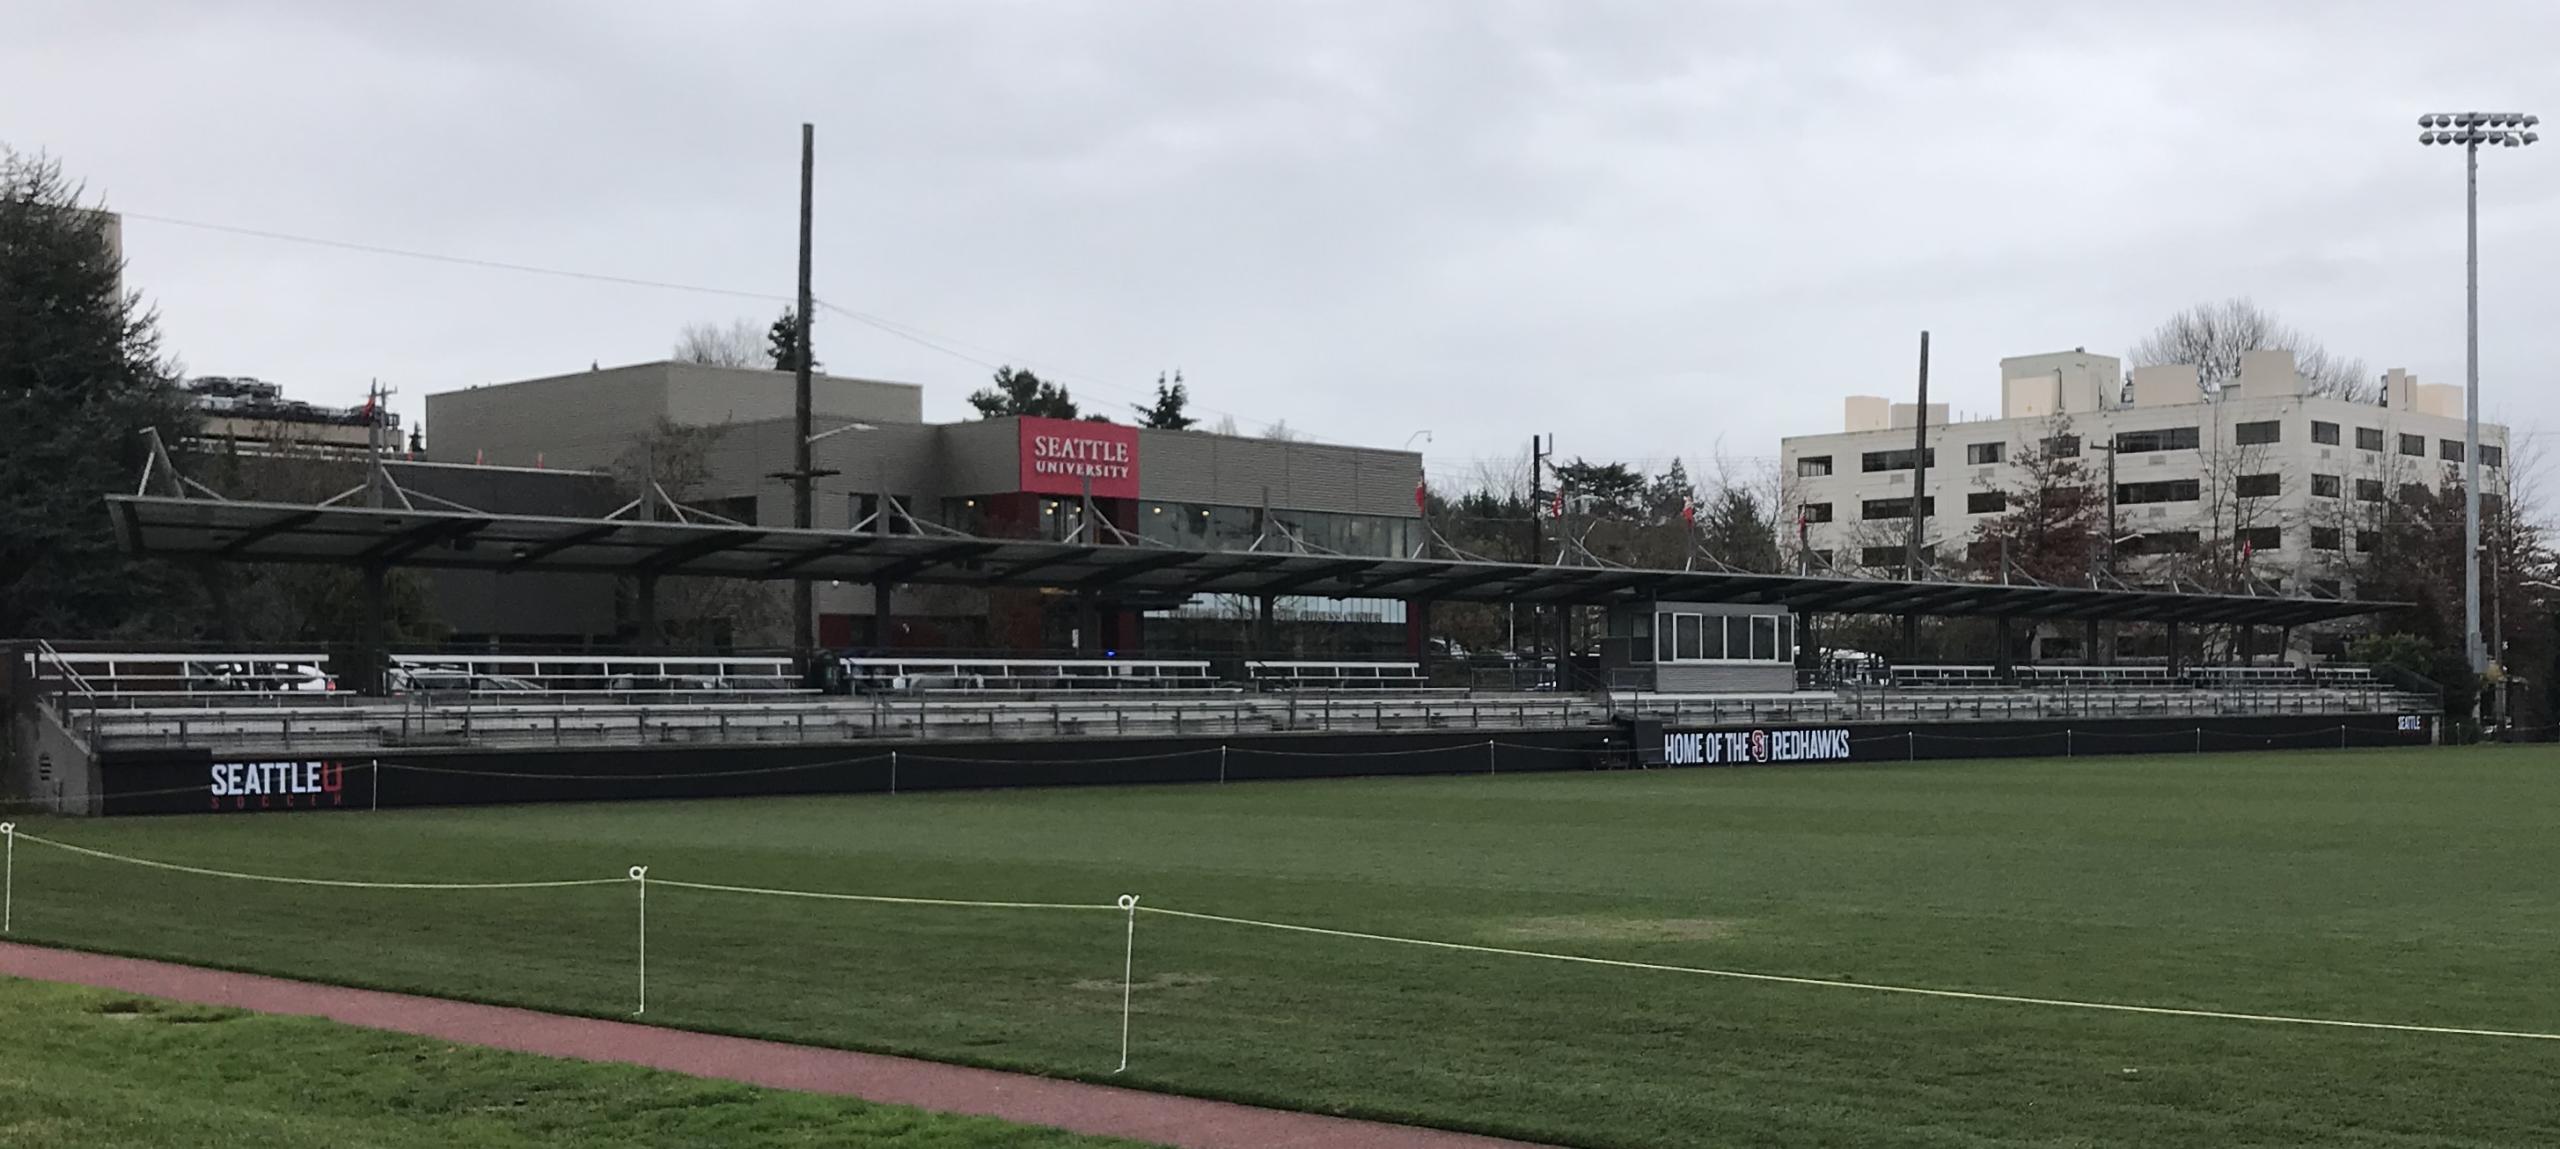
[0,941,1552,1149]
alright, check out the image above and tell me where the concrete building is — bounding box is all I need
[1782,348,2509,627]
[185,376,400,456]
[423,361,1424,651]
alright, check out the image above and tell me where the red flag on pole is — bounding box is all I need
[1680,497,1696,527]
[1550,488,1565,519]
[1415,474,1428,513]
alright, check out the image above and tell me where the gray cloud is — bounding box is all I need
[8,0,2555,484]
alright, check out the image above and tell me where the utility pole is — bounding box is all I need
[1527,433,1550,660]
[791,122,817,659]
[1905,331,1931,578]
[1901,331,1930,664]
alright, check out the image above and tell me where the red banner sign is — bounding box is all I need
[1018,416,1139,498]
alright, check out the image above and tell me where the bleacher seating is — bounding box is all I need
[837,657,1219,693]
[388,655,804,696]
[1245,660,1430,691]
[2181,666,2309,688]
[2013,665,2175,688]
[1888,664,2003,689]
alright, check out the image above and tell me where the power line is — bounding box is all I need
[122,210,1334,441]
[121,212,788,303]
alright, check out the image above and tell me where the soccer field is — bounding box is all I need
[9,747,2559,1148]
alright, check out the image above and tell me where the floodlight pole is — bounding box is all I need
[2419,111,2538,681]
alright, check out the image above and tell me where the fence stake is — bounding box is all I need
[890,750,900,796]
[629,865,649,1015]
[1115,894,1139,1073]
[2066,729,2074,758]
[1487,739,1497,775]
[1218,744,1228,784]
[371,758,381,813]
[2195,726,2202,754]
[1907,731,1915,761]
[2,822,14,933]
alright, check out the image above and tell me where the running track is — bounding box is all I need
[0,941,1551,1149]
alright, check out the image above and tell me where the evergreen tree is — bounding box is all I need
[0,151,198,638]
[968,365,1081,419]
[765,307,816,372]
[1133,370,1197,430]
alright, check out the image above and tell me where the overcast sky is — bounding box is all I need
[9,0,2557,488]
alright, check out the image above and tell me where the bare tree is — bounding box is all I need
[609,418,786,646]
[2130,298,2373,401]
[1261,419,1308,443]
[672,319,769,369]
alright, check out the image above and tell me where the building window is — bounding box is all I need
[1809,548,1833,567]
[2238,526,2283,552]
[2355,478,2384,502]
[1967,442,2005,465]
[2115,479,2201,505]
[1797,455,1833,478]
[1801,502,1834,523]
[1861,545,1907,569]
[1967,491,2007,514]
[2311,526,2342,551]
[1672,613,1702,660]
[2356,530,2378,553]
[2402,483,2430,504]
[1861,496,1934,520]
[2235,473,2281,498]
[2399,433,2425,457]
[2440,439,2465,463]
[2310,473,2341,498]
[2356,426,2384,451]
[2043,434,2080,458]
[2482,444,2504,468]
[2235,420,2282,446]
[2311,421,2340,445]
[2122,530,2199,556]
[2114,426,2199,453]
[1860,448,1935,473]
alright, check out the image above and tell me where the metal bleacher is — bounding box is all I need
[837,657,1221,693]
[1245,660,1431,691]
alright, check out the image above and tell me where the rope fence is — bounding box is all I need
[2,820,2553,1081]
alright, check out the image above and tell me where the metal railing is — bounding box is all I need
[60,679,2439,758]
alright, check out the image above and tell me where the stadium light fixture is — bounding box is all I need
[2417,109,2537,677]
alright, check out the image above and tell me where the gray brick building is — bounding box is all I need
[423,362,1424,652]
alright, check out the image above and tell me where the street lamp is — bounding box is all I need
[2418,111,2537,674]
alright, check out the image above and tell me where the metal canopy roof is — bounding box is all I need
[107,495,2395,627]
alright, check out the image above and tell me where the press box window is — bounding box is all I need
[1654,610,1791,664]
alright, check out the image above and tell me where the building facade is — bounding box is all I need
[423,362,1424,652]
[1782,349,2510,602]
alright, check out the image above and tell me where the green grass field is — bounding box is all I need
[9,747,2560,1148]
[0,978,1147,1148]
